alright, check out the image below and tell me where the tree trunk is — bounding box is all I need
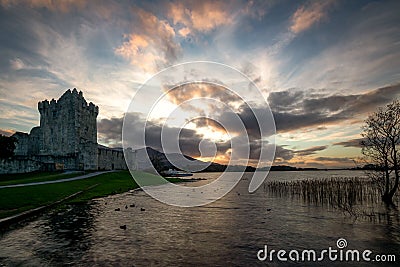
[384,158,390,196]
[387,142,399,204]
[382,192,395,206]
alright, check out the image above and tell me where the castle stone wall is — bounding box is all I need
[0,158,42,174]
[98,147,127,170]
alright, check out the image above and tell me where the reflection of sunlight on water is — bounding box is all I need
[0,171,399,266]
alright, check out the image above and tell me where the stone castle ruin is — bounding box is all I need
[1,89,128,173]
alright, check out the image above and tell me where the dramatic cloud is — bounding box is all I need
[0,0,86,13]
[274,145,294,161]
[115,7,181,72]
[189,84,398,139]
[178,27,191,37]
[282,156,356,168]
[163,82,240,110]
[284,1,400,91]
[97,117,123,146]
[294,145,328,156]
[192,102,276,141]
[313,157,354,163]
[273,145,330,162]
[9,58,26,70]
[333,138,364,148]
[191,117,226,134]
[290,0,335,34]
[167,1,233,35]
[269,84,400,132]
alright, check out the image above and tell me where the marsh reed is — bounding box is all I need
[264,177,399,221]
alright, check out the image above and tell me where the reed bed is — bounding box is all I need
[264,177,379,207]
[264,177,399,221]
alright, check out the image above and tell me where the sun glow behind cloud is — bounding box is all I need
[186,121,231,143]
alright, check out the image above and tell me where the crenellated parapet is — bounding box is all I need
[38,88,98,116]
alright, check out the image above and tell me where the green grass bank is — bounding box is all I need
[0,170,180,219]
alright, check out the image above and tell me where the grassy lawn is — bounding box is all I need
[0,170,181,219]
[0,171,91,186]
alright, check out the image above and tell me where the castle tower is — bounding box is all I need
[37,88,99,170]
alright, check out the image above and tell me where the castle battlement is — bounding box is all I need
[38,88,98,115]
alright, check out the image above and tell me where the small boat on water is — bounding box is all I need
[162,169,193,177]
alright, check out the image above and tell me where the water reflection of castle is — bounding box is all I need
[4,89,129,173]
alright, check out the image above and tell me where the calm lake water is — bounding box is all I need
[0,171,399,266]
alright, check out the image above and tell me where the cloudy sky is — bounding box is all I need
[0,0,399,168]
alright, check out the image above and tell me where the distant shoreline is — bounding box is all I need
[197,168,366,173]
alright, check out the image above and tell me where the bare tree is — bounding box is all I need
[361,100,400,205]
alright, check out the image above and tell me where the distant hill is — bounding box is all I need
[133,147,208,172]
[131,147,320,173]
[265,165,319,171]
[132,147,257,173]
